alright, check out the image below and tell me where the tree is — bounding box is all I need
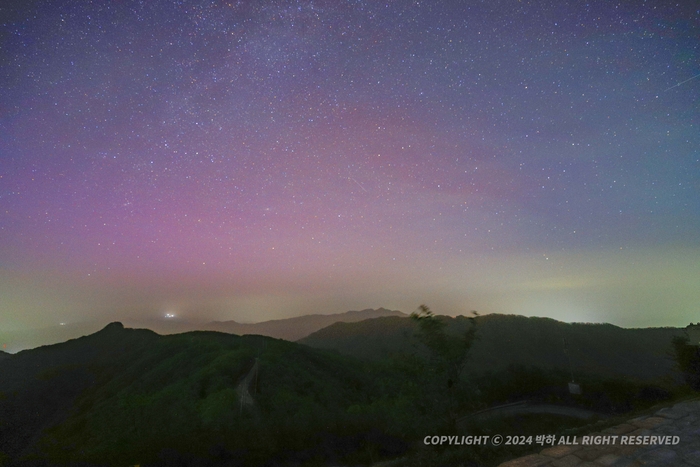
[673,335,700,391]
[410,305,478,427]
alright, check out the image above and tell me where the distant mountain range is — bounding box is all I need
[299,313,687,382]
[1,309,687,383]
[0,308,405,352]
[2,310,687,384]
[201,307,406,341]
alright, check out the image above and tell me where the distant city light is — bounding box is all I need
[165,313,176,319]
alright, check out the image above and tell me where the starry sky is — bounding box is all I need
[1,0,699,332]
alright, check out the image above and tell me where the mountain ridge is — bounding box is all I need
[202,307,406,341]
[299,313,685,382]
[0,307,405,353]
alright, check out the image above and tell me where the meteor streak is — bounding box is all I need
[664,72,700,92]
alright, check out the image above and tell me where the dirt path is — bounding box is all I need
[236,358,259,407]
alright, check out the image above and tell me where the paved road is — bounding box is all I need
[498,399,700,467]
[459,401,606,426]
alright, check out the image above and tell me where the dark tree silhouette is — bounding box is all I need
[673,335,700,391]
[410,304,477,427]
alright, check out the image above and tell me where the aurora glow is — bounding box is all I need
[1,0,699,332]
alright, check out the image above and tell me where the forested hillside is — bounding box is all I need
[0,323,420,466]
[300,314,684,381]
[0,317,687,467]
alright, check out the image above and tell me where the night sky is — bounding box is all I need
[1,0,699,332]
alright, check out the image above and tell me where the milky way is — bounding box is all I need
[1,0,699,330]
